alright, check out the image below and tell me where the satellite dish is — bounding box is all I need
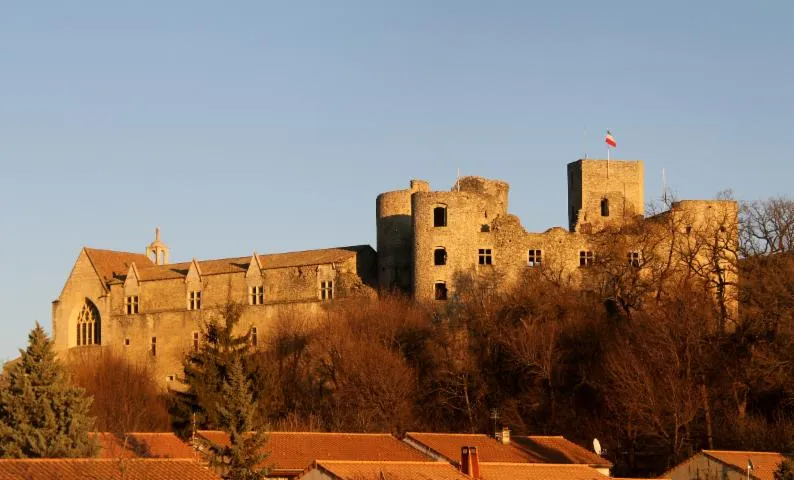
[593,438,602,456]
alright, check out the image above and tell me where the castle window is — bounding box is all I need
[250,327,258,348]
[188,290,201,311]
[579,250,594,267]
[434,282,448,301]
[685,225,692,235]
[167,375,175,382]
[249,285,264,305]
[433,206,447,227]
[124,338,130,347]
[150,337,157,357]
[528,249,542,267]
[125,295,139,315]
[75,299,101,346]
[478,248,493,265]
[628,251,641,268]
[601,198,610,217]
[434,248,447,266]
[320,280,334,301]
[192,332,199,352]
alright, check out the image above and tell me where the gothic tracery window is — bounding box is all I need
[76,300,101,346]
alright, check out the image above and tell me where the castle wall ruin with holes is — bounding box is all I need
[52,158,738,385]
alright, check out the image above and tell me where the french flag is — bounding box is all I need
[605,131,617,148]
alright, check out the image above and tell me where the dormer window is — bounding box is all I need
[249,285,264,305]
[188,290,202,311]
[434,206,447,227]
[125,295,139,315]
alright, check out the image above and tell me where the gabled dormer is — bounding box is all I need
[123,263,141,314]
[186,258,202,311]
[246,252,264,305]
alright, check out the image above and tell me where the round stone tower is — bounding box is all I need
[376,180,429,293]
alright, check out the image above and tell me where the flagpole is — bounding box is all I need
[607,147,610,179]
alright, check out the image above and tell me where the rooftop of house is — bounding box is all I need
[91,432,197,459]
[83,245,371,285]
[197,431,430,474]
[404,432,611,468]
[478,462,646,480]
[0,458,219,480]
[301,460,469,480]
[702,450,787,480]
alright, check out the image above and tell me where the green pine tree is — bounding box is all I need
[775,458,794,480]
[170,302,257,435]
[210,358,268,480]
[0,323,97,458]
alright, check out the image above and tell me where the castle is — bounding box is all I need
[52,159,738,384]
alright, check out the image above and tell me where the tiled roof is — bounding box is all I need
[131,246,368,282]
[478,463,616,480]
[703,450,786,480]
[198,431,429,474]
[92,432,196,459]
[84,248,153,283]
[0,458,219,480]
[404,433,610,467]
[512,435,612,467]
[305,461,470,480]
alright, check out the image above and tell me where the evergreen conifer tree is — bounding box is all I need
[170,302,257,435]
[775,458,794,480]
[210,358,268,480]
[0,323,97,458]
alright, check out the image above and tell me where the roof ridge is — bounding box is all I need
[0,458,198,463]
[317,460,447,465]
[199,430,395,436]
[478,462,592,467]
[704,450,783,455]
[406,432,488,437]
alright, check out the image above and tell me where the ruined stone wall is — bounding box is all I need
[568,159,644,233]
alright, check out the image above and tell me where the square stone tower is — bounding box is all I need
[567,159,644,232]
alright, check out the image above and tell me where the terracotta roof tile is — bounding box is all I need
[404,433,610,468]
[0,458,219,480]
[306,460,469,480]
[703,450,787,480]
[91,432,197,459]
[133,246,369,282]
[512,435,612,467]
[84,248,153,283]
[198,431,429,474]
[479,463,614,480]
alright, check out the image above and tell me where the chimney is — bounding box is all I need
[460,446,480,479]
[497,426,511,445]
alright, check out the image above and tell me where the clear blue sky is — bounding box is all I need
[0,1,792,361]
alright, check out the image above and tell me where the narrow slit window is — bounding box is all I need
[192,332,199,352]
[433,206,447,227]
[601,198,610,217]
[528,249,542,267]
[434,248,447,266]
[579,250,594,267]
[250,327,258,348]
[151,337,157,357]
[628,251,641,268]
[478,248,493,265]
[434,282,448,301]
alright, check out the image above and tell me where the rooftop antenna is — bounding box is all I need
[489,408,500,436]
[593,438,603,456]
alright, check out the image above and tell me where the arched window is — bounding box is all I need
[76,299,101,346]
[600,198,610,217]
[434,247,447,266]
[433,205,447,227]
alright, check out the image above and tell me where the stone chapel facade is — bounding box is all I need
[52,158,738,384]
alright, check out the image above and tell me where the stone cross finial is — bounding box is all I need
[155,227,161,241]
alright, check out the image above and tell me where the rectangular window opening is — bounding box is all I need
[188,291,202,310]
[628,251,641,268]
[579,250,594,267]
[478,248,493,265]
[251,327,258,348]
[151,337,157,357]
[249,285,264,305]
[125,295,139,315]
[192,332,199,352]
[320,280,334,301]
[434,282,448,301]
[433,206,447,227]
[528,249,543,267]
